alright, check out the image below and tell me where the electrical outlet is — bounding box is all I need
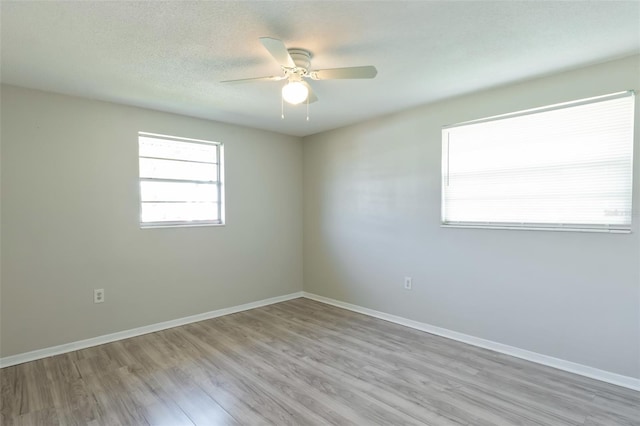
[404,276,412,290]
[94,288,105,304]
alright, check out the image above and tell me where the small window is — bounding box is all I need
[138,132,224,228]
[442,91,635,232]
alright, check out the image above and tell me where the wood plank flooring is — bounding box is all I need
[1,297,639,425]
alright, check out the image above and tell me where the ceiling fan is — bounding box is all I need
[221,37,378,106]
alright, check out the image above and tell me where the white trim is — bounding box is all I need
[3,290,638,392]
[0,292,303,368]
[302,292,640,392]
[441,224,631,234]
[139,131,222,146]
[442,90,634,129]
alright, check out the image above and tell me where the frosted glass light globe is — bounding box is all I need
[282,82,309,105]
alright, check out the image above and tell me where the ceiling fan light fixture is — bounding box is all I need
[222,37,378,111]
[282,81,308,105]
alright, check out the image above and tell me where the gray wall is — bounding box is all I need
[1,85,303,357]
[303,55,640,378]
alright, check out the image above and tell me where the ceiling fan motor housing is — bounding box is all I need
[288,49,312,71]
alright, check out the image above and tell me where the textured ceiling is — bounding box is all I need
[1,1,639,137]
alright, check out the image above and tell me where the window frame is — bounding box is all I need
[138,132,225,229]
[441,91,635,233]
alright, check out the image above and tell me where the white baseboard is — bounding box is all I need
[302,292,640,392]
[0,291,304,368]
[3,290,638,392]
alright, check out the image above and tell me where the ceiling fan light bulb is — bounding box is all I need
[282,82,308,105]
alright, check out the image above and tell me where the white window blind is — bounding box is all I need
[442,91,635,232]
[138,132,224,227]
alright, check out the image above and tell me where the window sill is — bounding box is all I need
[140,222,225,229]
[441,223,630,234]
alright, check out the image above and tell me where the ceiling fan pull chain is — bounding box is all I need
[281,94,285,119]
[306,96,310,121]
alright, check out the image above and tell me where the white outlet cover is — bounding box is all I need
[404,277,412,289]
[94,289,104,303]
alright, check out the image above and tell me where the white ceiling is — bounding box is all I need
[2,1,639,137]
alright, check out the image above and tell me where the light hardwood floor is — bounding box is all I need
[1,298,639,425]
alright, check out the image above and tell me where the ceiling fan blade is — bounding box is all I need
[259,37,296,68]
[302,81,318,103]
[220,75,285,84]
[309,65,377,80]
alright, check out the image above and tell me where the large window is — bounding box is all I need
[442,91,635,232]
[138,132,224,227]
